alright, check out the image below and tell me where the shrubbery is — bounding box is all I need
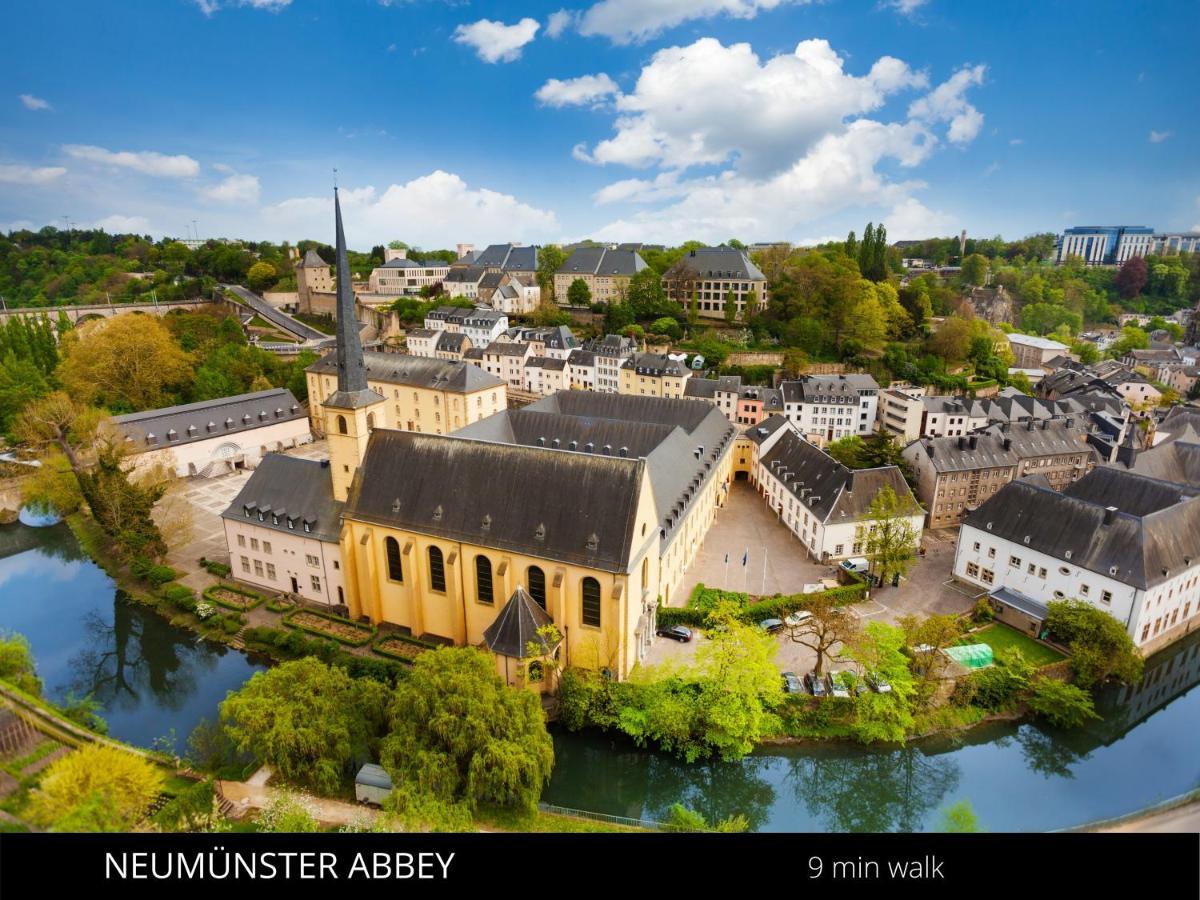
[131,557,178,586]
[161,583,197,611]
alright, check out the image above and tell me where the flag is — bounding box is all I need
[724,553,729,565]
[742,549,748,566]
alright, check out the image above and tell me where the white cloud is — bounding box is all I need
[576,38,928,177]
[1009,137,1023,146]
[908,64,986,143]
[983,161,1000,177]
[535,74,620,108]
[0,164,67,185]
[262,170,558,247]
[552,37,984,244]
[200,173,261,204]
[93,214,153,233]
[545,9,575,38]
[884,0,928,14]
[578,0,802,45]
[63,144,201,178]
[195,0,291,14]
[1149,129,1173,143]
[453,18,540,63]
[19,94,51,111]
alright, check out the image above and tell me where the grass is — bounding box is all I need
[475,805,648,833]
[967,623,1066,668]
[0,740,59,777]
[293,312,337,335]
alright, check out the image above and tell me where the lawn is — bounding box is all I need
[969,623,1066,668]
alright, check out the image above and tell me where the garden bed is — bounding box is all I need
[266,595,298,614]
[372,633,437,663]
[204,583,267,612]
[283,608,375,646]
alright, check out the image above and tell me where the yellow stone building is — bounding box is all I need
[619,352,692,399]
[238,190,737,689]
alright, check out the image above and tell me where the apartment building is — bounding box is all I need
[422,305,508,348]
[523,357,568,396]
[781,374,880,445]
[1007,334,1070,369]
[661,246,768,320]
[583,334,638,393]
[566,349,597,390]
[367,250,450,296]
[481,340,534,388]
[553,247,648,305]
[619,353,692,399]
[878,386,928,443]
[903,418,1098,527]
[685,375,783,426]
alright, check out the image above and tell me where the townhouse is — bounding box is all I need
[619,353,692,399]
[781,374,880,445]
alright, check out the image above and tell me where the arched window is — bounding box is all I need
[528,660,544,682]
[428,546,446,592]
[337,415,348,435]
[366,412,375,431]
[642,557,649,590]
[476,555,493,604]
[385,536,403,582]
[528,566,546,610]
[581,577,601,628]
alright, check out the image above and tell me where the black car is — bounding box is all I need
[656,624,694,643]
[804,671,827,697]
[760,618,785,634]
[781,671,804,694]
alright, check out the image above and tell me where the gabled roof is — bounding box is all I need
[299,249,328,268]
[346,430,646,572]
[667,245,765,281]
[307,351,503,392]
[483,587,560,659]
[557,247,648,277]
[221,454,343,543]
[109,388,305,452]
[473,243,538,271]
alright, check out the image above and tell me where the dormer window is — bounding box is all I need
[146,432,156,444]
[167,429,178,441]
[303,520,312,533]
[207,421,216,432]
[225,418,234,428]
[287,517,295,530]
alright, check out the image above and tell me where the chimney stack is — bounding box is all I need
[1103,505,1118,526]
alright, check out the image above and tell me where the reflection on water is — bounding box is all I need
[547,629,1200,832]
[0,521,265,749]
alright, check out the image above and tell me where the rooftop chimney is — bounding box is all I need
[1103,505,1118,526]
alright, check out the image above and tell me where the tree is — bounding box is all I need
[1115,256,1148,299]
[246,261,278,292]
[1071,340,1100,365]
[380,647,553,813]
[687,290,699,327]
[960,253,989,287]
[742,288,760,322]
[856,485,921,586]
[1045,599,1143,688]
[566,277,592,307]
[26,744,164,832]
[781,348,809,378]
[1027,677,1100,728]
[826,435,866,468]
[220,657,389,794]
[536,244,566,302]
[0,630,41,696]
[627,267,671,319]
[788,592,860,675]
[842,622,916,742]
[723,290,738,325]
[58,315,192,412]
[898,613,963,683]
[1107,325,1151,358]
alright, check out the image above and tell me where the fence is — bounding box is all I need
[538,802,663,831]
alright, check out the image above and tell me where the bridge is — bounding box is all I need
[0,297,218,325]
[220,284,330,342]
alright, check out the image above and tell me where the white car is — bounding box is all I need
[784,611,813,628]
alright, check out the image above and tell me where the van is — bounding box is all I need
[840,557,870,574]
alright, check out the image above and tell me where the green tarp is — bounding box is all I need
[945,643,994,669]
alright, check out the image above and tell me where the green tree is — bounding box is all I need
[898,613,963,684]
[536,244,566,302]
[26,744,164,832]
[58,314,192,412]
[1045,599,1143,687]
[843,622,916,742]
[687,290,699,327]
[627,267,671,319]
[723,289,738,325]
[960,253,989,287]
[938,800,981,833]
[220,657,389,793]
[826,435,866,468]
[380,647,553,813]
[788,591,860,675]
[856,485,922,586]
[566,277,592,307]
[1027,677,1100,728]
[246,261,278,292]
[0,630,41,696]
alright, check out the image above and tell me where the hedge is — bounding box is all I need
[241,625,406,684]
[282,607,376,647]
[161,583,197,611]
[266,596,298,614]
[371,633,438,664]
[202,560,232,578]
[203,582,267,612]
[132,557,179,587]
[658,579,869,628]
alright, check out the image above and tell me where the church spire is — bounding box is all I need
[333,187,369,396]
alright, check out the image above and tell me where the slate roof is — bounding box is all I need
[582,334,638,358]
[307,351,503,392]
[483,587,559,658]
[556,247,648,277]
[760,430,920,524]
[473,243,538,272]
[110,388,306,452]
[436,332,468,353]
[484,341,531,357]
[1126,439,1200,487]
[623,353,688,376]
[221,454,344,543]
[381,257,446,269]
[910,419,1096,473]
[346,430,645,572]
[963,469,1200,590]
[443,266,487,284]
[566,349,596,367]
[526,356,567,371]
[667,246,766,281]
[299,249,328,268]
[742,415,791,446]
[781,375,874,405]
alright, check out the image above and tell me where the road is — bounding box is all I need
[1097,799,1200,833]
[221,283,329,342]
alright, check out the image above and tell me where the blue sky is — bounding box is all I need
[2,0,1198,249]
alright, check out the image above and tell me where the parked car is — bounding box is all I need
[826,672,852,698]
[866,673,893,693]
[804,671,827,697]
[781,671,804,694]
[656,624,694,643]
[784,611,813,628]
[839,557,870,575]
[760,618,785,634]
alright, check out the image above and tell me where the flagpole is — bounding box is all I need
[762,546,768,594]
[744,547,749,594]
[724,553,729,590]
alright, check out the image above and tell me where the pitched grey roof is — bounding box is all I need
[557,247,648,277]
[299,249,327,268]
[761,430,919,524]
[623,353,688,376]
[582,334,638,358]
[1126,439,1200,487]
[782,375,875,405]
[346,430,645,572]
[110,388,305,452]
[381,257,445,269]
[566,348,596,367]
[667,246,765,281]
[221,454,344,543]
[307,351,503,392]
[743,414,790,445]
[964,468,1200,590]
[474,243,538,272]
[526,356,567,371]
[911,419,1097,473]
[436,332,468,352]
[485,341,531,357]
[443,266,487,284]
[483,587,559,658]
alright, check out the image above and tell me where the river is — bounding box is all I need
[2,520,1197,830]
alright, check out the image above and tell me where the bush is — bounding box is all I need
[134,560,178,587]
[1045,599,1143,687]
[972,597,995,623]
[202,560,231,578]
[954,648,1033,710]
[162,583,197,611]
[1027,677,1100,729]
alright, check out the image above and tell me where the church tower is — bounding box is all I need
[323,187,384,501]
